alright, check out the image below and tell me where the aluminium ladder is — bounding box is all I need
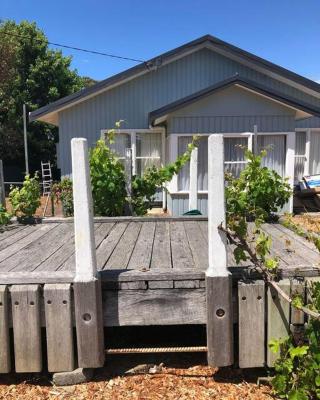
[41,161,52,217]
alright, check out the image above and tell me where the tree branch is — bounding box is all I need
[219,225,320,321]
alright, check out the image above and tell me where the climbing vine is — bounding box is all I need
[225,149,320,400]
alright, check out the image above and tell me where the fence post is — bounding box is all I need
[125,147,133,215]
[189,148,198,211]
[0,160,5,207]
[71,138,105,368]
[206,134,234,367]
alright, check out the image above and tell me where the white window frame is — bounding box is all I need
[295,127,320,177]
[168,132,254,194]
[100,128,166,176]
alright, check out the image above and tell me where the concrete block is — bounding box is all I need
[53,368,93,386]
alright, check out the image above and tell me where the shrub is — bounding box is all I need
[0,205,11,225]
[269,281,320,400]
[89,139,127,216]
[226,149,292,228]
[9,174,41,218]
[51,178,74,217]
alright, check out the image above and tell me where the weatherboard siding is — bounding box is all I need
[167,115,295,134]
[58,48,320,175]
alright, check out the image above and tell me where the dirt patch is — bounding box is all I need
[0,366,272,400]
[292,213,320,234]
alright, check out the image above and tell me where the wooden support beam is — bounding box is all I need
[74,280,104,367]
[267,280,290,367]
[206,134,233,367]
[189,147,198,211]
[0,285,10,373]
[238,280,265,368]
[71,138,105,369]
[11,285,42,372]
[125,147,133,216]
[44,284,74,372]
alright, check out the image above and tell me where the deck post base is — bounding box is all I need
[206,274,233,367]
[52,368,93,386]
[73,279,105,368]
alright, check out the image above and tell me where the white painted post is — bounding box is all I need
[71,138,105,369]
[285,132,296,213]
[253,124,258,154]
[304,129,311,176]
[71,138,97,282]
[206,134,233,367]
[189,147,198,211]
[207,135,227,277]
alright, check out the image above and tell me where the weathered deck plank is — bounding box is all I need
[0,223,58,266]
[262,224,318,266]
[0,220,315,277]
[128,222,155,269]
[44,284,74,372]
[103,288,206,326]
[105,222,141,269]
[11,285,42,372]
[0,225,36,252]
[184,221,208,270]
[1,223,74,272]
[170,222,195,269]
[150,221,171,269]
[0,285,10,373]
[238,281,265,368]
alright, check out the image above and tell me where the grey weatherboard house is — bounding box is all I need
[30,35,320,216]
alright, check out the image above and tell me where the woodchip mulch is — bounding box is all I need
[0,366,273,400]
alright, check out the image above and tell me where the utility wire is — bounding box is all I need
[0,25,145,64]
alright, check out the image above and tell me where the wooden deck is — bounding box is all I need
[0,217,319,283]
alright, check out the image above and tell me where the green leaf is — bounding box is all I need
[315,375,320,387]
[269,339,280,354]
[288,389,308,400]
[289,345,309,359]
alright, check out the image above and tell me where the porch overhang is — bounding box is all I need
[149,75,320,127]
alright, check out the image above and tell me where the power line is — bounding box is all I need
[0,26,145,64]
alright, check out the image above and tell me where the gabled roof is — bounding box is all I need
[30,34,320,125]
[149,75,320,126]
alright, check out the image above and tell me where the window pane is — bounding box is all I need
[178,137,192,191]
[310,132,320,175]
[136,132,162,176]
[136,133,161,159]
[177,136,208,191]
[108,133,131,158]
[295,132,306,156]
[257,135,286,177]
[137,158,161,176]
[224,138,247,162]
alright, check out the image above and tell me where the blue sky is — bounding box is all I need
[2,0,320,82]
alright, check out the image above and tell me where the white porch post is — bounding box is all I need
[285,132,296,213]
[206,134,233,367]
[189,147,198,211]
[71,138,97,282]
[71,138,105,368]
[304,129,311,176]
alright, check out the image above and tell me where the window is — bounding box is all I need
[108,133,131,164]
[294,132,306,182]
[178,136,208,191]
[310,132,320,175]
[224,137,247,178]
[105,130,162,177]
[257,135,286,177]
[136,133,162,176]
[177,135,249,191]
